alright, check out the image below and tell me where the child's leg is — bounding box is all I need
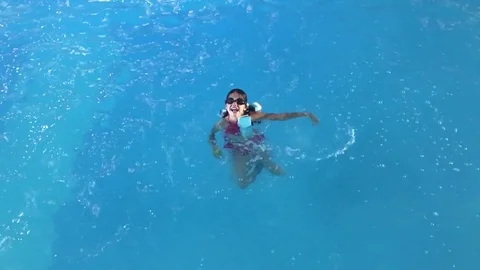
[231,152,263,189]
[256,147,285,175]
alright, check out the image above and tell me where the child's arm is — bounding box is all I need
[208,119,224,148]
[251,111,319,124]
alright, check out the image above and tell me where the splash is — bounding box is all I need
[281,117,356,163]
[317,126,355,161]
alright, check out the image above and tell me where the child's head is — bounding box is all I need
[223,88,257,118]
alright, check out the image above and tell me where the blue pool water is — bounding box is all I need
[1,0,479,269]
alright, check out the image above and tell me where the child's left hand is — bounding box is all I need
[306,112,319,125]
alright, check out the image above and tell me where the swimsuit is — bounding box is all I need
[223,121,265,155]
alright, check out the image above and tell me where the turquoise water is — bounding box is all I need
[1,0,479,269]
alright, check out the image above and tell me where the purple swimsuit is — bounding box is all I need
[223,121,265,155]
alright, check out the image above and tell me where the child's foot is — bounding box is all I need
[265,161,285,175]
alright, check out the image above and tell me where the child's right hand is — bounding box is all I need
[212,146,222,159]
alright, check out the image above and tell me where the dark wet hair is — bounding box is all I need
[225,88,247,102]
[222,88,259,118]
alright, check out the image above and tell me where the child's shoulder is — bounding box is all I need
[216,117,229,128]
